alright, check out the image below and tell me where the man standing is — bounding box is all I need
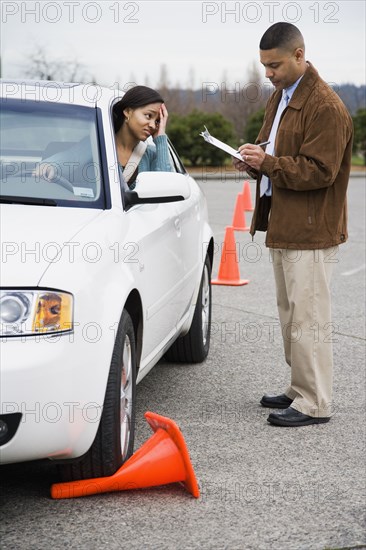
[234,22,353,427]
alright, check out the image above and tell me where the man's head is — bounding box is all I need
[259,22,307,91]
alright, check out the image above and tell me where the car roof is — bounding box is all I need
[0,79,124,108]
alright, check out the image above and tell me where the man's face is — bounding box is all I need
[260,47,304,91]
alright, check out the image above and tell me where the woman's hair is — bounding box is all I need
[113,85,164,132]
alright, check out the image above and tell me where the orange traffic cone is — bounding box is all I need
[212,226,249,286]
[242,180,254,211]
[51,412,200,500]
[232,193,250,231]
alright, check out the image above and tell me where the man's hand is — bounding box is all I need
[232,157,251,172]
[237,143,266,171]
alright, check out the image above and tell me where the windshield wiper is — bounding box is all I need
[0,195,57,206]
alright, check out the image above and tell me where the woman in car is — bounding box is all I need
[113,85,172,187]
[35,85,172,189]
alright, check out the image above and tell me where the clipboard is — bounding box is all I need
[199,126,242,161]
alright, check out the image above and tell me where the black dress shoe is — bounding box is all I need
[260,393,293,409]
[267,407,331,427]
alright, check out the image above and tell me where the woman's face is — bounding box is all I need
[123,102,162,141]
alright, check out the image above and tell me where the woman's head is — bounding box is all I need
[113,85,164,133]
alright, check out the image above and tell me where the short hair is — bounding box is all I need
[260,22,305,51]
[113,85,164,132]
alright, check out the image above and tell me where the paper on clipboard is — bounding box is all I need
[199,126,242,161]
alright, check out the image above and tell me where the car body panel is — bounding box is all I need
[0,80,214,464]
[0,204,104,286]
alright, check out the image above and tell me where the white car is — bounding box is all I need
[0,80,214,480]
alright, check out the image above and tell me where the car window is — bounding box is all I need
[168,139,186,174]
[0,98,105,208]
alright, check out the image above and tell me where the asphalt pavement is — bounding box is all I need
[1,175,365,550]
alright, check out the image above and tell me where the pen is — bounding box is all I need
[236,140,271,154]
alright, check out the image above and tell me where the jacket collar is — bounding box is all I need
[269,61,319,112]
[260,62,320,141]
[286,61,319,110]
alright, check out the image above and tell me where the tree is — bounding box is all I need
[22,44,90,82]
[168,110,236,166]
[353,108,366,165]
[244,107,265,144]
[157,64,169,96]
[199,62,269,142]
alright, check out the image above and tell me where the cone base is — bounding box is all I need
[212,278,249,286]
[51,411,200,500]
[144,412,200,498]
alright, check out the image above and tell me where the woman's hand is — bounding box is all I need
[32,162,56,181]
[154,103,168,137]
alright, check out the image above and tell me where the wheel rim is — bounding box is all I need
[201,265,211,347]
[120,334,133,461]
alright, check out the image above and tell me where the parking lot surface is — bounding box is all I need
[1,175,365,550]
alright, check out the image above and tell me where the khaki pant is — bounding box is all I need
[270,247,338,418]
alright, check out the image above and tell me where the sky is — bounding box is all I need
[1,1,365,89]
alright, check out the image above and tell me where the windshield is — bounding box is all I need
[0,98,104,208]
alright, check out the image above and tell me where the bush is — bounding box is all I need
[353,108,366,165]
[244,107,265,144]
[168,110,236,166]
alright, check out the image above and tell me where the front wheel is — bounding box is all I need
[165,254,212,363]
[59,310,137,481]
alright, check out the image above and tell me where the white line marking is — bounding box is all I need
[341,264,366,276]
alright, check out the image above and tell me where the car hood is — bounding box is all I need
[0,204,103,286]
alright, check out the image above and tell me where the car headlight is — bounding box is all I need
[0,290,73,337]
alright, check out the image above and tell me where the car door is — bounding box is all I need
[167,142,202,319]
[123,197,183,360]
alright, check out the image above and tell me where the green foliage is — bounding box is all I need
[244,107,265,144]
[352,108,366,165]
[168,110,236,166]
[351,155,364,166]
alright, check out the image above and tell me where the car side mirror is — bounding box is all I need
[124,172,191,209]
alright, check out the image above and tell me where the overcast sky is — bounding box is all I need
[1,1,365,88]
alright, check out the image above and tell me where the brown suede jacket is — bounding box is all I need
[249,62,354,250]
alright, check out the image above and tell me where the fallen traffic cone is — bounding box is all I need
[51,412,200,499]
[232,193,250,231]
[212,226,249,286]
[242,180,254,211]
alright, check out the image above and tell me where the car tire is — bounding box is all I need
[165,254,212,363]
[59,310,136,481]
